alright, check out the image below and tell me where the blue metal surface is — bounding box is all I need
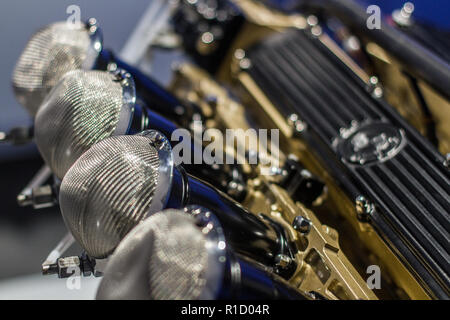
[2,0,447,163]
[361,0,450,29]
[268,0,450,28]
[129,104,178,137]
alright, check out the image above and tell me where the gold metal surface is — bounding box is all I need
[170,62,377,300]
[232,0,306,30]
[365,43,427,135]
[418,81,450,154]
[244,177,377,300]
[217,0,307,81]
[365,42,450,155]
[319,33,370,84]
[168,1,439,299]
[223,10,431,296]
[171,62,284,170]
[234,62,431,299]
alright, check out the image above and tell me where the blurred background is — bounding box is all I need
[0,0,150,299]
[0,0,448,299]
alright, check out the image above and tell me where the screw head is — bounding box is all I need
[292,215,312,235]
[151,134,166,150]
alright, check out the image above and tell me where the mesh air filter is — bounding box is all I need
[35,70,124,179]
[12,22,93,115]
[96,210,210,300]
[59,135,161,259]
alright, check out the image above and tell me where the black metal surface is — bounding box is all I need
[401,22,450,64]
[172,0,244,74]
[221,252,307,300]
[246,29,450,299]
[167,167,297,278]
[299,0,450,101]
[278,158,325,207]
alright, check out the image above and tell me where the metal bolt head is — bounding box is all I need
[32,185,54,208]
[107,62,118,73]
[403,2,415,15]
[292,215,312,235]
[392,2,415,27]
[355,195,373,221]
[234,49,246,60]
[311,26,322,37]
[87,18,98,28]
[369,76,379,86]
[197,31,218,55]
[372,86,384,98]
[355,195,368,213]
[42,263,58,276]
[444,153,450,169]
[368,77,383,98]
[87,18,98,34]
[227,181,245,199]
[288,114,307,133]
[239,58,252,70]
[275,254,292,268]
[307,15,318,27]
[17,193,32,207]
[110,68,132,86]
[56,256,81,278]
[289,113,299,123]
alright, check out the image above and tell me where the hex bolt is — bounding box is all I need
[292,215,312,235]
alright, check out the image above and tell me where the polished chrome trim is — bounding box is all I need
[109,68,136,135]
[138,130,174,215]
[184,206,227,300]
